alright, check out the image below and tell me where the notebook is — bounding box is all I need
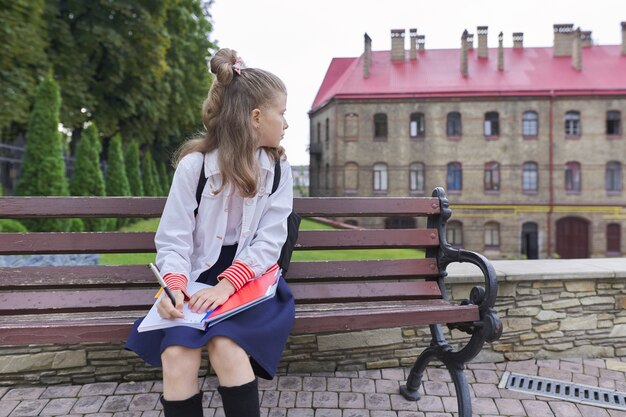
[137,268,281,332]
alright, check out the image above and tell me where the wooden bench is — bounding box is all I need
[0,188,501,417]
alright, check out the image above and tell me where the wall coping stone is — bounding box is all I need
[446,258,626,283]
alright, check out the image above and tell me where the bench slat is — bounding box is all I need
[0,197,439,218]
[0,259,439,288]
[0,229,438,254]
[291,281,442,303]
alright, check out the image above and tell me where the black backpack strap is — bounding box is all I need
[270,160,280,196]
[194,154,207,217]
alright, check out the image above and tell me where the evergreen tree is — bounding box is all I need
[106,133,131,228]
[16,73,71,231]
[142,150,159,197]
[125,140,144,196]
[158,161,171,195]
[70,123,107,231]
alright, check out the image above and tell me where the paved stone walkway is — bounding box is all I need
[1,358,626,416]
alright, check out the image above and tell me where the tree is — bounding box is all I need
[158,161,171,195]
[70,123,107,231]
[106,133,131,228]
[0,0,48,133]
[125,140,144,196]
[142,149,159,197]
[16,73,71,231]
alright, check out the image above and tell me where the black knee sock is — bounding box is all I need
[160,392,203,417]
[217,378,260,417]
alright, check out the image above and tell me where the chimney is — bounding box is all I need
[572,27,582,71]
[498,32,504,71]
[417,35,426,51]
[622,22,626,55]
[477,26,488,58]
[513,32,524,48]
[465,33,474,50]
[461,30,469,77]
[409,28,418,60]
[553,23,575,56]
[391,29,406,61]
[363,33,372,78]
[581,30,592,47]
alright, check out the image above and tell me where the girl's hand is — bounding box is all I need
[156,289,185,319]
[189,280,235,313]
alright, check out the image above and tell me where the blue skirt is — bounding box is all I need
[124,245,295,379]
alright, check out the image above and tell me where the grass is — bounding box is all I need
[98,217,423,265]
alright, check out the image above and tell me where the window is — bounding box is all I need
[374,113,387,140]
[325,118,330,147]
[607,223,621,255]
[409,112,425,138]
[409,162,425,193]
[317,122,321,143]
[446,112,462,137]
[565,111,581,136]
[484,112,500,137]
[607,111,621,136]
[344,162,358,193]
[522,162,538,193]
[522,111,538,137]
[324,163,330,190]
[447,162,462,192]
[565,161,581,193]
[606,161,622,192]
[373,163,388,192]
[484,222,500,249]
[446,221,463,247]
[484,161,500,192]
[344,113,359,139]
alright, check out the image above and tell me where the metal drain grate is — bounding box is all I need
[499,371,626,411]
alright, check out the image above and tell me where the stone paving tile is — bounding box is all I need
[472,383,501,398]
[600,368,626,381]
[259,378,278,391]
[415,395,444,413]
[314,409,342,417]
[313,391,339,408]
[560,361,584,373]
[72,395,106,414]
[369,411,397,417]
[522,399,555,417]
[40,385,82,399]
[278,391,296,408]
[468,362,498,370]
[286,408,313,417]
[573,373,599,386]
[202,377,219,391]
[359,370,382,379]
[335,371,359,378]
[397,412,425,417]
[494,398,526,416]
[0,389,7,400]
[584,359,607,369]
[608,409,626,417]
[473,369,500,384]
[538,367,573,382]
[115,382,154,395]
[327,378,351,392]
[506,360,539,375]
[423,381,449,396]
[537,360,560,369]
[471,398,498,415]
[111,412,142,417]
[150,381,164,393]
[268,407,287,417]
[0,401,18,417]
[364,393,392,410]
[339,392,365,408]
[39,397,77,416]
[441,396,457,413]
[141,411,161,417]
[3,388,45,401]
[600,379,617,390]
[79,382,119,397]
[278,376,303,391]
[376,379,400,394]
[352,378,376,393]
[426,369,451,383]
[550,400,582,417]
[261,391,280,408]
[390,394,418,411]
[101,395,133,412]
[129,393,160,411]
[576,404,610,417]
[295,391,312,408]
[8,399,48,417]
[382,368,405,381]
[304,377,326,391]
[342,409,370,417]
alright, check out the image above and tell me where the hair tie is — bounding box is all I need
[233,57,243,75]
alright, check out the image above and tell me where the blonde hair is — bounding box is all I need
[173,48,286,197]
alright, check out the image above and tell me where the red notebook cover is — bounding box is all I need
[202,268,280,327]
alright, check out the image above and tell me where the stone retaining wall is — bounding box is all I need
[1,258,625,387]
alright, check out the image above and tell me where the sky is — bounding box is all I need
[210,0,626,166]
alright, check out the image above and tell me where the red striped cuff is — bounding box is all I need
[266,263,280,274]
[163,273,190,300]
[218,261,255,291]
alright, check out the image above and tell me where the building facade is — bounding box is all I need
[309,23,626,259]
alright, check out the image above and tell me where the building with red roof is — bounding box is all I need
[309,23,626,259]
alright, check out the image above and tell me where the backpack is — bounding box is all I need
[194,157,301,276]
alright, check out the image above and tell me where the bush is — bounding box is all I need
[0,219,28,233]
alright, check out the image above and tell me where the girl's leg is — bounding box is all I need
[160,345,203,417]
[208,336,260,417]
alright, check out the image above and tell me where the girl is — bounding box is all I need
[125,48,295,417]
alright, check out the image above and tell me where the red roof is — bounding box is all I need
[311,46,626,112]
